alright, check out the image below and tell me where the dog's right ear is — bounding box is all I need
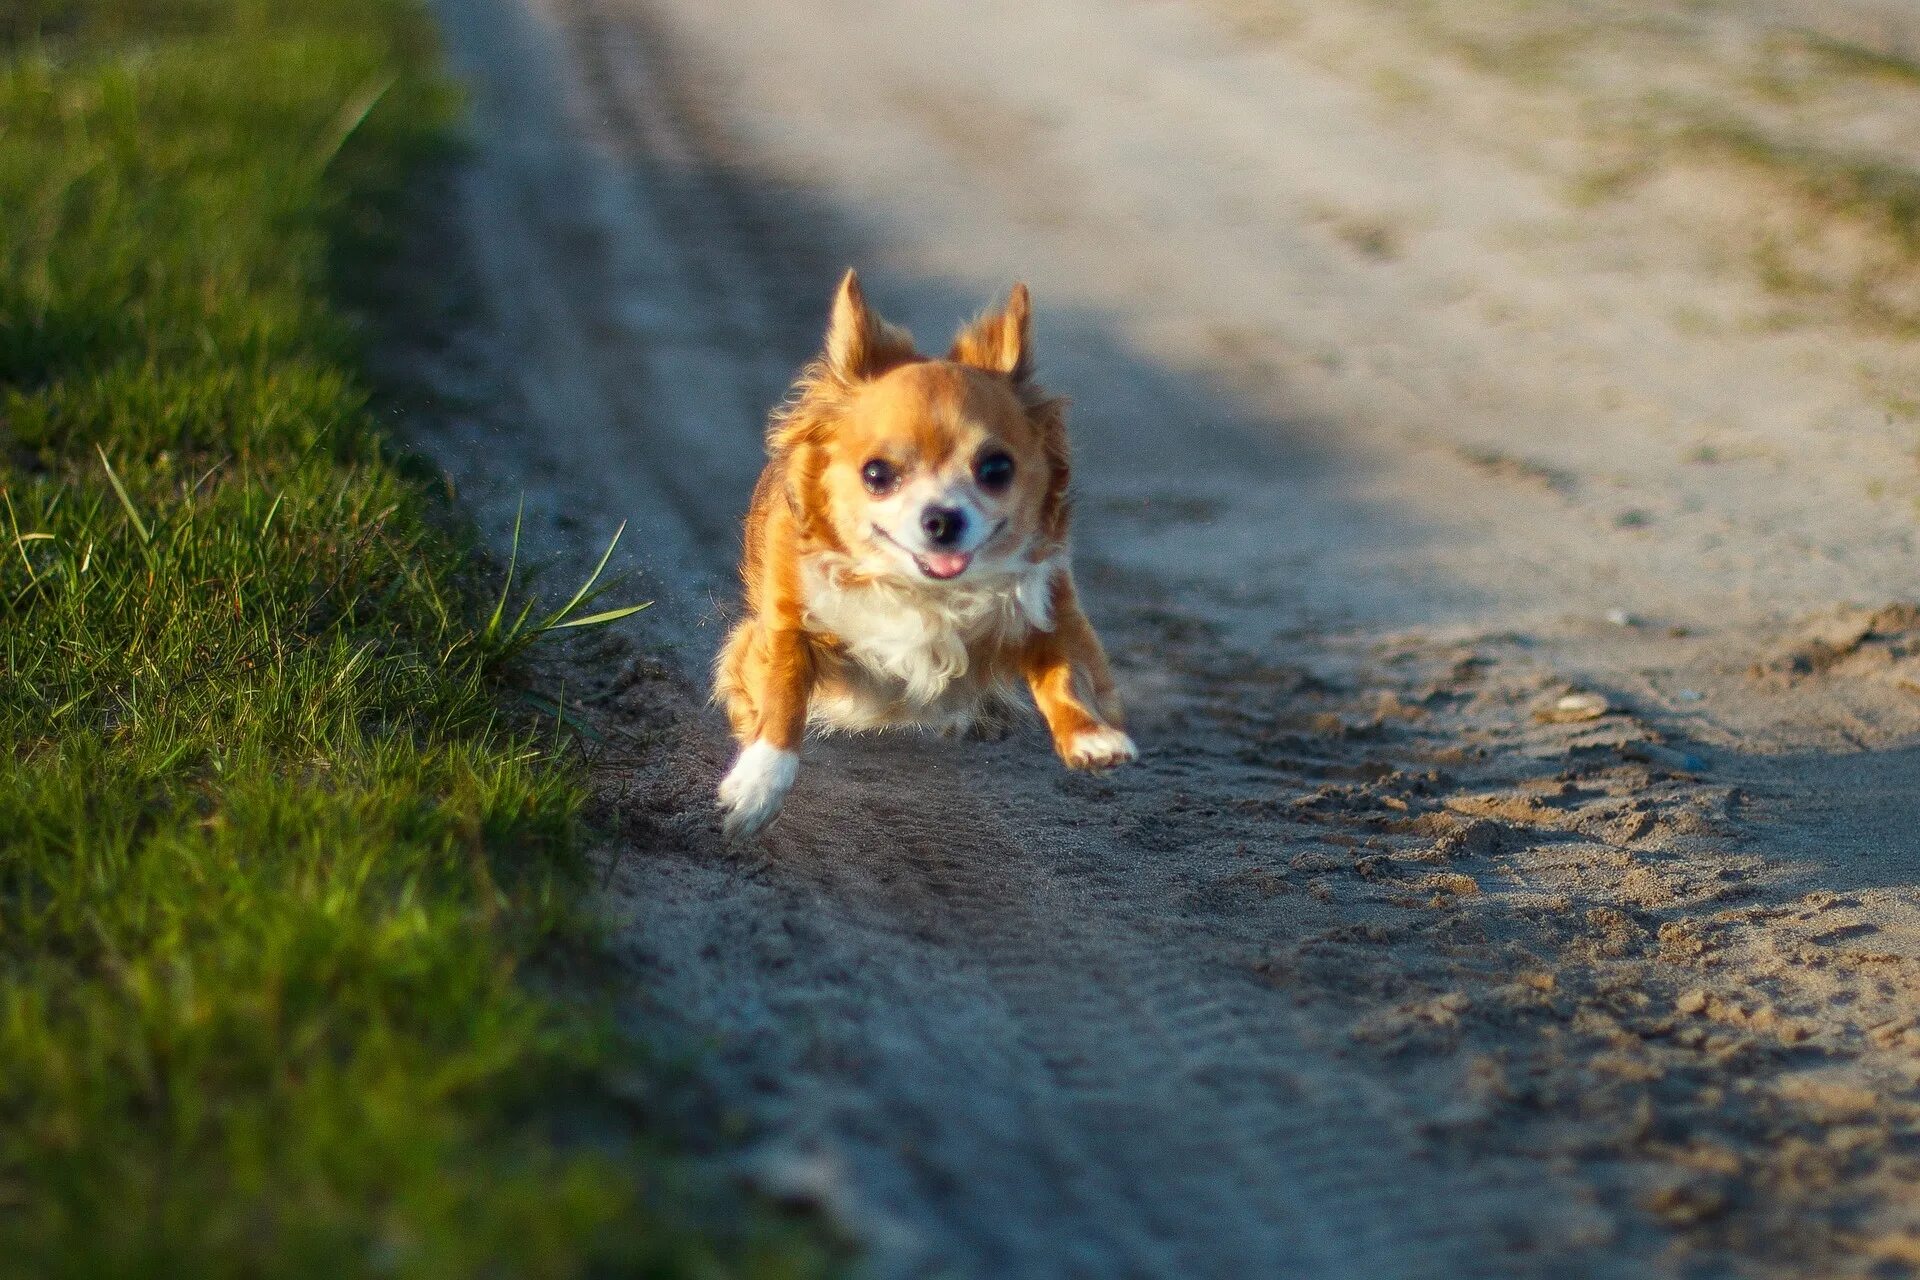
[823,269,915,383]
[949,282,1032,384]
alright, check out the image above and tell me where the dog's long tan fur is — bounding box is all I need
[714,271,1134,837]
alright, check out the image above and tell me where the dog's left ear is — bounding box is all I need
[949,282,1032,383]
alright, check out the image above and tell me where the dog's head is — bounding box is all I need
[772,271,1070,585]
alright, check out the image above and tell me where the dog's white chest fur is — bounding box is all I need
[800,552,1058,730]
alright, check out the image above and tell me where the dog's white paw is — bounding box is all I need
[1063,725,1138,771]
[717,741,798,840]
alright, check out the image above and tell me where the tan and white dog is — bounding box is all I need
[713,271,1136,837]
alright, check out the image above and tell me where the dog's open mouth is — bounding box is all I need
[873,522,1005,582]
[915,550,972,580]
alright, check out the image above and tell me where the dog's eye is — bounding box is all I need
[974,450,1015,493]
[860,458,899,495]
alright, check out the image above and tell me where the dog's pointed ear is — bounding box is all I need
[949,282,1032,382]
[823,268,915,383]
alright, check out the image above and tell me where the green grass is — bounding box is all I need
[1784,28,1920,90]
[1665,114,1920,333]
[1675,118,1920,253]
[0,3,839,1275]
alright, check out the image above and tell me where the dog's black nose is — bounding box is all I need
[920,505,967,548]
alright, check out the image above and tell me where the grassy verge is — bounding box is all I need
[0,2,836,1274]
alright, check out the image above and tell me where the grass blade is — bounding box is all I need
[554,601,651,628]
[485,497,524,641]
[96,445,151,545]
[311,75,396,177]
[534,519,626,632]
[257,491,284,539]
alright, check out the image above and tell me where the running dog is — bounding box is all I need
[714,271,1135,837]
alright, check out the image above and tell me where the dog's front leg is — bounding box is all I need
[1020,590,1138,772]
[717,627,813,839]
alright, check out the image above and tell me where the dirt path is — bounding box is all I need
[416,0,1920,1273]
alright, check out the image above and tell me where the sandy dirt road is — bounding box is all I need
[413,0,1920,1273]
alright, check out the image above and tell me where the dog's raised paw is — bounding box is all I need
[717,741,798,840]
[1063,726,1138,771]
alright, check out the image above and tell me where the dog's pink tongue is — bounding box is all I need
[922,551,972,580]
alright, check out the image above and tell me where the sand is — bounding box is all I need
[404,0,1920,1271]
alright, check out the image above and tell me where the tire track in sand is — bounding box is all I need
[427,0,1635,1273]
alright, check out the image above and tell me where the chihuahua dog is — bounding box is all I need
[713,271,1136,837]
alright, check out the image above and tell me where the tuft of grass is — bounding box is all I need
[0,2,838,1276]
[480,504,650,669]
[1784,28,1920,90]
[1676,118,1920,253]
[1668,115,1920,332]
